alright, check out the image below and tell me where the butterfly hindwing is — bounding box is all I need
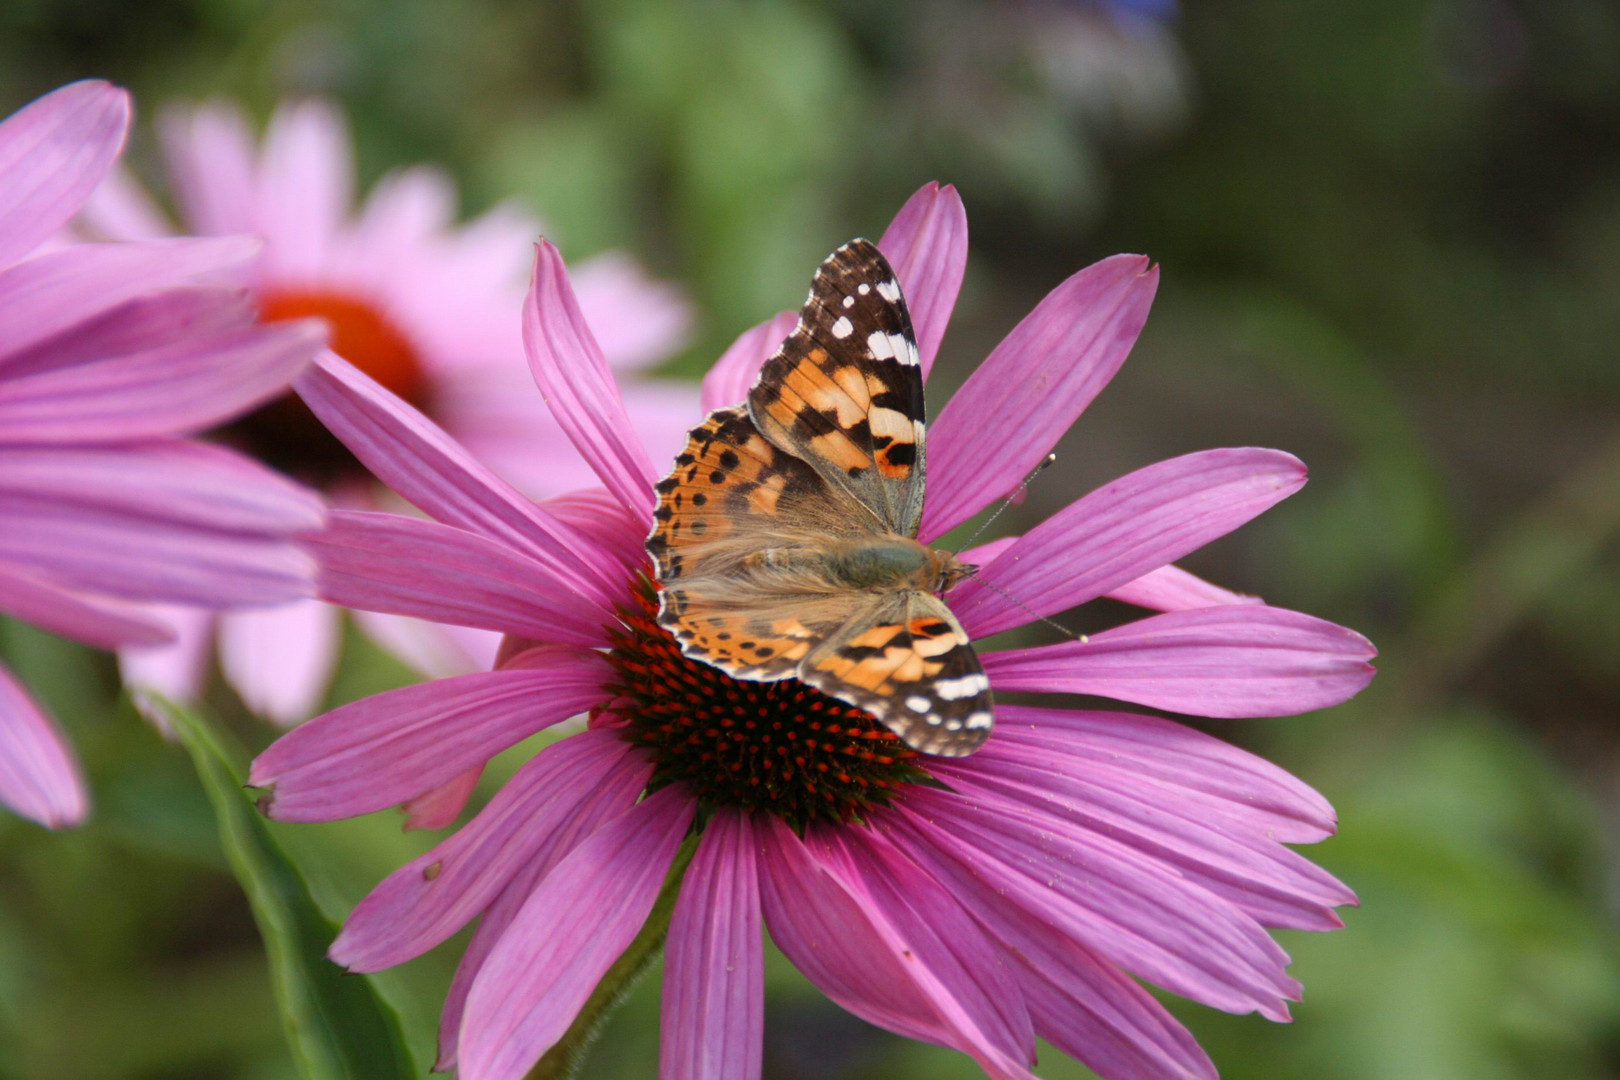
[747,239,928,536]
[801,590,993,757]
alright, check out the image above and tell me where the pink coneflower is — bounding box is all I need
[0,81,323,828]
[80,98,699,725]
[252,182,1375,1080]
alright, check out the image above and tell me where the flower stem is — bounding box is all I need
[523,831,700,1080]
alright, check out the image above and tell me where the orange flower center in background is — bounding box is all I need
[225,289,429,483]
[259,290,426,403]
[607,583,931,827]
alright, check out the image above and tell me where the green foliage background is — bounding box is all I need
[3,1,1620,1077]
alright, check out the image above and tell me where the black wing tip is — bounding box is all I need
[819,237,895,278]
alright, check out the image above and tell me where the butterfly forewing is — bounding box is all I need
[747,239,928,537]
[649,406,869,682]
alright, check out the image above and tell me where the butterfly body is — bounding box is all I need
[647,239,993,757]
[748,534,960,593]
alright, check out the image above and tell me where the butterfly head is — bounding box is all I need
[936,553,977,595]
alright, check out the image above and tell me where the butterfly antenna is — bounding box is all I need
[945,453,1082,642]
[951,453,1057,557]
[957,566,1086,642]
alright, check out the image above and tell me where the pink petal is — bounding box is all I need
[817,825,1037,1068]
[0,236,258,368]
[0,663,88,828]
[433,357,597,485]
[332,730,653,972]
[295,352,626,613]
[622,380,711,488]
[433,753,643,1071]
[877,181,968,378]
[995,705,1337,844]
[756,817,1038,1080]
[118,605,216,731]
[876,814,1217,1080]
[351,166,455,260]
[933,747,1354,931]
[570,251,694,371]
[437,871,527,1070]
[1105,563,1262,611]
[985,605,1376,718]
[700,310,799,413]
[890,790,1300,1021]
[958,534,1017,568]
[249,648,611,822]
[309,510,608,649]
[662,808,764,1080]
[218,599,341,726]
[949,448,1307,638]
[523,241,660,526]
[458,785,694,1080]
[400,765,483,831]
[0,442,322,607]
[254,100,352,280]
[1019,958,1216,1080]
[921,255,1159,539]
[0,319,322,442]
[159,102,257,235]
[0,285,255,381]
[0,80,130,268]
[543,487,649,576]
[351,609,498,681]
[444,367,704,503]
[77,163,171,241]
[0,561,173,648]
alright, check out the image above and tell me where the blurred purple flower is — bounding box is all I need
[79,98,699,726]
[250,182,1374,1079]
[0,81,324,827]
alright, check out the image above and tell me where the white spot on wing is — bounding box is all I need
[906,695,931,713]
[843,295,855,308]
[965,711,993,730]
[831,316,853,339]
[877,279,901,302]
[866,330,912,363]
[858,283,871,295]
[934,674,990,701]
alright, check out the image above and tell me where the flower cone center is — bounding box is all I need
[260,290,426,402]
[607,584,932,827]
[227,290,427,483]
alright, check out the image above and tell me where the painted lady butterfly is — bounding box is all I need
[646,239,993,757]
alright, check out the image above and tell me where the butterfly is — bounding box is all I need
[645,239,992,757]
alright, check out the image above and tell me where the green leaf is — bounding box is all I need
[161,698,419,1080]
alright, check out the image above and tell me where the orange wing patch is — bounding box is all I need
[648,406,807,581]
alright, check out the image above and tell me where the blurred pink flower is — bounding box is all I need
[81,98,699,724]
[0,81,324,828]
[251,182,1375,1079]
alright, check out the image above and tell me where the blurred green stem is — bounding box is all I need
[524,832,700,1080]
[1397,427,1620,706]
